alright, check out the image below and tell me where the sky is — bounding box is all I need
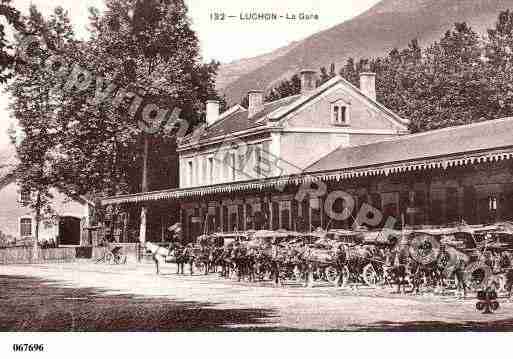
[0,0,381,145]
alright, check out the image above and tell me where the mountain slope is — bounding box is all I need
[219,0,513,105]
[215,41,299,91]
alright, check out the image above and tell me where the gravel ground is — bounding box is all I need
[1,262,513,331]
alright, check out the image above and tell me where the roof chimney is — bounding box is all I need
[300,69,317,94]
[206,100,220,126]
[359,72,376,101]
[248,90,264,118]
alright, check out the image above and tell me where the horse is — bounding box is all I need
[144,241,192,275]
[144,241,173,275]
[230,243,253,282]
[187,244,212,275]
[433,245,471,297]
[217,245,236,278]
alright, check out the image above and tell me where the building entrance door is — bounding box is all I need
[59,216,81,246]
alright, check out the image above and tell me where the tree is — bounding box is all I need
[339,57,359,86]
[46,0,222,197]
[40,0,224,243]
[0,0,24,83]
[318,62,337,86]
[405,23,488,131]
[8,5,76,255]
[483,10,513,120]
[264,74,301,102]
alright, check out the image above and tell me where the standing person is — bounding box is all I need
[335,244,347,288]
[271,238,281,287]
[221,244,232,278]
[186,243,195,276]
[175,243,185,275]
[453,258,467,299]
[393,248,407,294]
[231,238,242,281]
[383,248,394,287]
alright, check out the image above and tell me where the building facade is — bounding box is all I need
[0,168,94,247]
[102,70,513,243]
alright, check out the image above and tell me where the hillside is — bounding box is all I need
[218,0,513,105]
[215,41,299,91]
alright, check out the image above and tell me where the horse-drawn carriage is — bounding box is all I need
[383,224,513,294]
[143,221,513,296]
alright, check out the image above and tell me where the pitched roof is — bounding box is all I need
[102,117,513,205]
[180,75,410,150]
[0,164,16,187]
[306,117,513,173]
[181,95,301,146]
[0,153,96,205]
[0,146,18,187]
[269,76,409,129]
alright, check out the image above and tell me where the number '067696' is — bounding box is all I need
[12,344,45,352]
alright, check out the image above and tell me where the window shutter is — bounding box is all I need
[272,202,279,230]
[463,186,476,224]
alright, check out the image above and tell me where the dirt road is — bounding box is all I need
[1,262,512,331]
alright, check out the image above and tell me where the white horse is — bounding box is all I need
[144,242,173,275]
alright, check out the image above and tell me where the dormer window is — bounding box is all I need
[331,100,350,125]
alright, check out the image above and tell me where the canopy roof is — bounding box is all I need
[102,118,513,205]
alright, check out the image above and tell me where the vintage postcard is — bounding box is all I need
[1,0,513,357]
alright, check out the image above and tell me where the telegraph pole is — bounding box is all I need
[139,136,149,245]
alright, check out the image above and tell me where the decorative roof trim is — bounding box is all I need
[101,147,513,206]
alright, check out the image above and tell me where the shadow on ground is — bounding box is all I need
[3,274,513,332]
[0,275,279,331]
[356,319,513,332]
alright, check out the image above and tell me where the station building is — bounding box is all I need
[102,70,513,243]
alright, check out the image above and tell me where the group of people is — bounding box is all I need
[149,227,513,298]
[38,238,58,249]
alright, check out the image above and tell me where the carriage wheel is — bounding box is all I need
[324,266,338,284]
[324,266,349,287]
[465,262,492,291]
[264,268,273,281]
[363,263,380,288]
[105,252,114,265]
[195,261,207,274]
[489,275,505,292]
[229,265,238,280]
[292,265,304,283]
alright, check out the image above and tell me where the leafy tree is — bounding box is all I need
[259,21,509,133]
[339,57,359,86]
[265,74,301,102]
[319,66,330,85]
[50,0,222,197]
[0,0,24,83]
[317,63,337,86]
[399,24,488,131]
[8,5,75,253]
[483,10,513,120]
